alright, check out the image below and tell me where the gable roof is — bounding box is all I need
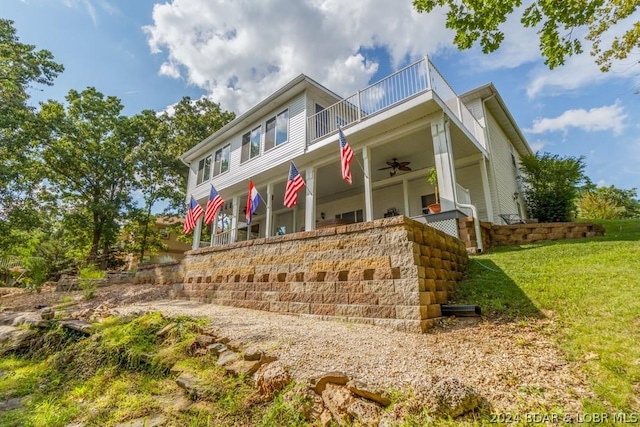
[460,83,533,157]
[180,74,343,164]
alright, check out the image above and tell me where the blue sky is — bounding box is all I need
[6,0,640,191]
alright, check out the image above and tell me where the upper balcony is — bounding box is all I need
[306,57,485,149]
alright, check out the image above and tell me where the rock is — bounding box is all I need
[156,322,176,339]
[216,349,239,366]
[226,339,243,352]
[282,383,324,422]
[225,360,262,377]
[255,361,291,399]
[40,307,55,320]
[215,336,230,344]
[60,320,92,334]
[243,344,263,361]
[2,328,36,352]
[176,373,202,398]
[310,371,349,394]
[169,365,183,376]
[206,343,227,356]
[347,379,391,407]
[0,396,27,411]
[10,312,41,327]
[157,392,192,412]
[318,409,333,427]
[346,398,382,427]
[195,334,215,347]
[428,377,481,418]
[321,382,355,425]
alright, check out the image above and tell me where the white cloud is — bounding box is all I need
[528,139,546,153]
[58,0,116,25]
[526,101,627,135]
[143,0,456,113]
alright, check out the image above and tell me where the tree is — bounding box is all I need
[519,152,586,222]
[577,185,640,219]
[37,87,139,265]
[412,0,639,71]
[0,19,63,240]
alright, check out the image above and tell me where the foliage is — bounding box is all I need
[412,0,639,71]
[455,219,640,412]
[77,265,105,300]
[518,152,586,222]
[577,185,640,219]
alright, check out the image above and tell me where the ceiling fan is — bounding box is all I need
[378,158,412,176]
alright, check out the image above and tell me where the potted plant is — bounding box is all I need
[427,168,441,213]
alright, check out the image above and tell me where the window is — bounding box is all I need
[159,228,169,240]
[197,155,212,185]
[265,110,289,151]
[213,144,230,176]
[335,209,364,223]
[241,126,261,162]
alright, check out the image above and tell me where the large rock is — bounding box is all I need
[428,377,482,418]
[216,349,239,366]
[321,383,356,426]
[225,360,261,377]
[254,361,291,399]
[346,398,382,427]
[282,383,324,421]
[0,327,36,353]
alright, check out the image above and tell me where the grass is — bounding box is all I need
[0,313,310,427]
[455,219,640,414]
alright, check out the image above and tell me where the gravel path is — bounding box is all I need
[118,299,591,414]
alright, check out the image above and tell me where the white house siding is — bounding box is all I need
[463,97,485,125]
[486,109,521,222]
[317,194,365,223]
[408,177,435,217]
[373,183,405,218]
[187,94,307,202]
[455,164,488,221]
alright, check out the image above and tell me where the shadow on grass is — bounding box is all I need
[451,258,543,320]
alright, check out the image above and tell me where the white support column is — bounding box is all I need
[362,146,373,221]
[230,195,239,243]
[402,178,410,216]
[305,167,316,231]
[292,204,298,233]
[210,211,218,246]
[431,116,457,212]
[480,157,494,221]
[265,183,274,237]
[191,216,203,250]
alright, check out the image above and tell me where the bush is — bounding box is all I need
[577,185,640,219]
[78,265,105,300]
[519,152,586,222]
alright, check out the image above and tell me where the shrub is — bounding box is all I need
[519,152,586,222]
[78,265,105,300]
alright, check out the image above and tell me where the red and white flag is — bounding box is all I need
[183,195,204,234]
[204,185,224,225]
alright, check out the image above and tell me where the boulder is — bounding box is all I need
[282,383,324,421]
[321,383,355,426]
[195,334,215,347]
[254,361,291,399]
[346,398,382,427]
[428,377,481,418]
[225,360,262,377]
[206,343,227,356]
[40,307,55,320]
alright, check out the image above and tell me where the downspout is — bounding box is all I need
[481,94,500,222]
[443,116,484,253]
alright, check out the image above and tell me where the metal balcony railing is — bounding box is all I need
[307,57,485,148]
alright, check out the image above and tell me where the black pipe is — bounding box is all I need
[441,304,481,317]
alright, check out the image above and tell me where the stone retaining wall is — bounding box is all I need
[176,216,469,333]
[457,218,604,251]
[134,261,184,286]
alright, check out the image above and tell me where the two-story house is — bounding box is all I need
[180,57,532,253]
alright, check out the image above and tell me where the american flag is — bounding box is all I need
[183,195,204,234]
[284,161,305,208]
[204,185,224,225]
[339,127,354,184]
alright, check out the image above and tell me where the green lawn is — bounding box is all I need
[456,219,640,413]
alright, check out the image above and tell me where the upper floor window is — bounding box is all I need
[264,109,289,151]
[196,155,212,185]
[241,126,261,162]
[213,144,230,176]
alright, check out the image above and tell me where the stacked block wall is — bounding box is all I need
[134,261,184,286]
[457,218,605,250]
[176,216,469,333]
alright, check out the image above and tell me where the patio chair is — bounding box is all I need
[499,214,526,225]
